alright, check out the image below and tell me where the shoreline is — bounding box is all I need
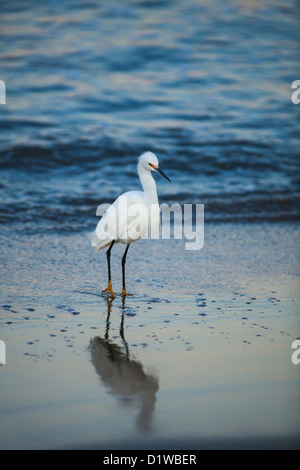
[0,221,299,450]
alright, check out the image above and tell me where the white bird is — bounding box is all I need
[91,151,171,299]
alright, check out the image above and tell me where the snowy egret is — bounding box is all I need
[91,152,171,299]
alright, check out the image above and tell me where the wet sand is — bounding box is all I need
[0,222,299,449]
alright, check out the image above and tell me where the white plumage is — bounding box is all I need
[91,151,171,299]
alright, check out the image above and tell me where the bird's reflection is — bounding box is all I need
[89,299,159,431]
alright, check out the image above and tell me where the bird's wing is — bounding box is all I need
[91,191,146,250]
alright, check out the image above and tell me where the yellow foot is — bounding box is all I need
[102,280,116,300]
[121,288,132,297]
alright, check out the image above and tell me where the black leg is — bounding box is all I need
[121,243,130,295]
[106,240,115,284]
[102,241,116,299]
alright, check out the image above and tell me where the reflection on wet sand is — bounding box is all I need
[90,300,159,431]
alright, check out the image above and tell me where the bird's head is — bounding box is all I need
[138,151,171,182]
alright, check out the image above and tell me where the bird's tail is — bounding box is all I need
[90,230,110,251]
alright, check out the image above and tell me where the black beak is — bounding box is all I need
[155,167,171,182]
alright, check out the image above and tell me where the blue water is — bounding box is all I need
[0,0,300,232]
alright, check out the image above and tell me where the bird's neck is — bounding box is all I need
[138,167,159,204]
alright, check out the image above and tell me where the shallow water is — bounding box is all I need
[0,0,300,232]
[1,0,300,451]
[0,223,299,449]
